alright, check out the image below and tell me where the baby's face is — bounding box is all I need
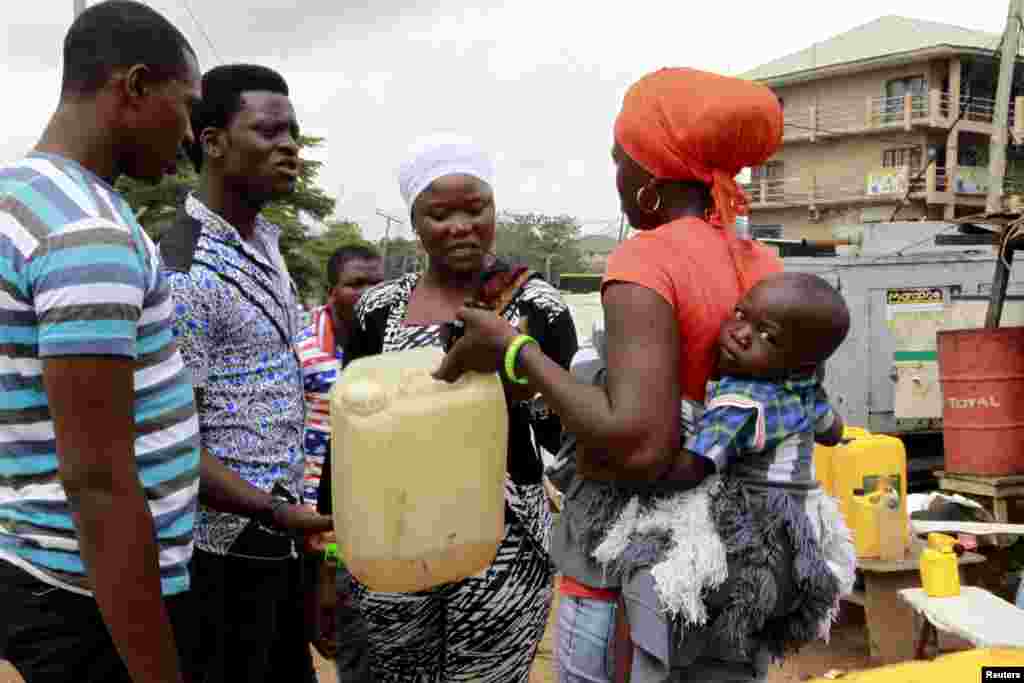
[718,284,809,380]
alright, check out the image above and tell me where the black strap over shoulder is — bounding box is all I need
[156,205,294,349]
[157,207,204,273]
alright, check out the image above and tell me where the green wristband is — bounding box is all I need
[504,335,537,385]
[324,543,339,563]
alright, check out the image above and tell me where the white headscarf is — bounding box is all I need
[397,133,496,215]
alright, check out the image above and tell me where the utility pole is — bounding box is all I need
[74,0,86,19]
[375,209,403,271]
[987,0,1024,213]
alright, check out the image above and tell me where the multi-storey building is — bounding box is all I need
[741,15,1024,240]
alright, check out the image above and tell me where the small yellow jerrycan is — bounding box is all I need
[919,533,962,597]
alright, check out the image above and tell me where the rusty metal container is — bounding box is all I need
[937,327,1024,475]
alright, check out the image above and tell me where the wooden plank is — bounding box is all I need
[912,520,1024,535]
[898,586,1024,648]
[857,538,984,573]
[863,570,921,663]
[936,474,1024,499]
[937,478,1000,496]
[936,478,1024,501]
[937,474,1024,491]
[935,471,1024,486]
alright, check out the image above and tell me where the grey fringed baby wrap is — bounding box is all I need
[550,325,855,677]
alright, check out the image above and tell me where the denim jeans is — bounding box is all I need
[556,595,618,683]
[556,593,769,683]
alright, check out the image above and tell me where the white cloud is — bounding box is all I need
[519,176,539,196]
[2,0,1008,241]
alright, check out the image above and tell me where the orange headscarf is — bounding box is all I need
[614,67,783,228]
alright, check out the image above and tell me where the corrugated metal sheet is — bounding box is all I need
[740,15,1006,83]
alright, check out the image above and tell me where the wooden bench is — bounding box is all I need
[935,471,1024,523]
[842,538,986,664]
[899,586,1024,659]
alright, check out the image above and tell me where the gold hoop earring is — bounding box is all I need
[636,183,662,214]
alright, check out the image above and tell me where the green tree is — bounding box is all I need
[116,136,336,301]
[494,212,585,283]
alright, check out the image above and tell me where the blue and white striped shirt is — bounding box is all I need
[0,153,201,596]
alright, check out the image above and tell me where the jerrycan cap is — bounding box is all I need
[927,532,959,553]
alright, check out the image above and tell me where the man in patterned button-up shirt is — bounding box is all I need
[163,64,328,683]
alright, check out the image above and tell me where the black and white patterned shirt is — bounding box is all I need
[318,271,578,556]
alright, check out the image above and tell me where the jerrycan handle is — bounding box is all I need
[441,300,495,353]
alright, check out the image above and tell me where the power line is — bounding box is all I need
[177,0,222,64]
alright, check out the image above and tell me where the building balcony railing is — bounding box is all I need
[743,173,912,207]
[782,90,1022,143]
[743,177,811,205]
[743,166,1024,209]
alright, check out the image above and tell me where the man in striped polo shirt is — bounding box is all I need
[299,245,384,507]
[0,3,202,682]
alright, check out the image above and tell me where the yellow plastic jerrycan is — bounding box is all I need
[806,648,1024,682]
[832,433,908,547]
[919,533,962,597]
[812,425,870,496]
[812,443,835,496]
[330,347,508,593]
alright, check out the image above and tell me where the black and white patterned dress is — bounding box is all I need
[325,272,577,682]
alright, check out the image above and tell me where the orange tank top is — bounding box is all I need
[603,217,782,402]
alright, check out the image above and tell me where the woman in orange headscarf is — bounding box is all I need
[436,68,788,681]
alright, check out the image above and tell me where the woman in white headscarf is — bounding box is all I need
[318,134,578,682]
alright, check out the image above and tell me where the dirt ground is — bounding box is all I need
[0,596,877,683]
